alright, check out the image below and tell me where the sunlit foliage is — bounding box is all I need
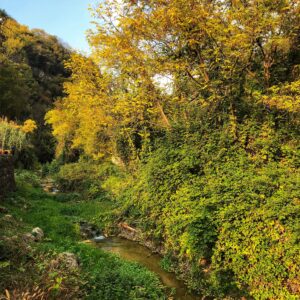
[0,118,36,151]
[0,10,70,162]
[45,0,300,298]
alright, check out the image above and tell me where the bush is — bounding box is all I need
[41,159,62,177]
[15,170,41,188]
[55,160,119,199]
[102,126,300,299]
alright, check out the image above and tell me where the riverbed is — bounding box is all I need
[95,237,200,300]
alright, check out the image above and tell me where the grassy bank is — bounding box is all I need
[0,171,166,299]
[44,142,300,299]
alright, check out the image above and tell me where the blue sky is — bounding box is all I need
[0,0,98,53]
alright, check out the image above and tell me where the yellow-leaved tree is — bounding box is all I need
[47,0,300,159]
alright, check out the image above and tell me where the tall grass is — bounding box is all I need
[0,117,34,151]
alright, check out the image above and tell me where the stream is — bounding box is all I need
[42,179,199,299]
[95,237,200,300]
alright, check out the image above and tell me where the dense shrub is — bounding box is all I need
[41,159,62,177]
[101,123,300,299]
[15,169,41,188]
[55,160,119,199]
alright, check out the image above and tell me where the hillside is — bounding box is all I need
[0,9,70,163]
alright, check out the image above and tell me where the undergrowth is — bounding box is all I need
[0,171,166,299]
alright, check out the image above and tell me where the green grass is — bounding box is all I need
[0,172,166,300]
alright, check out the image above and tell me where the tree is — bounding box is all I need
[47,0,300,159]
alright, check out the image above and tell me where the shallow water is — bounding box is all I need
[95,237,200,300]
